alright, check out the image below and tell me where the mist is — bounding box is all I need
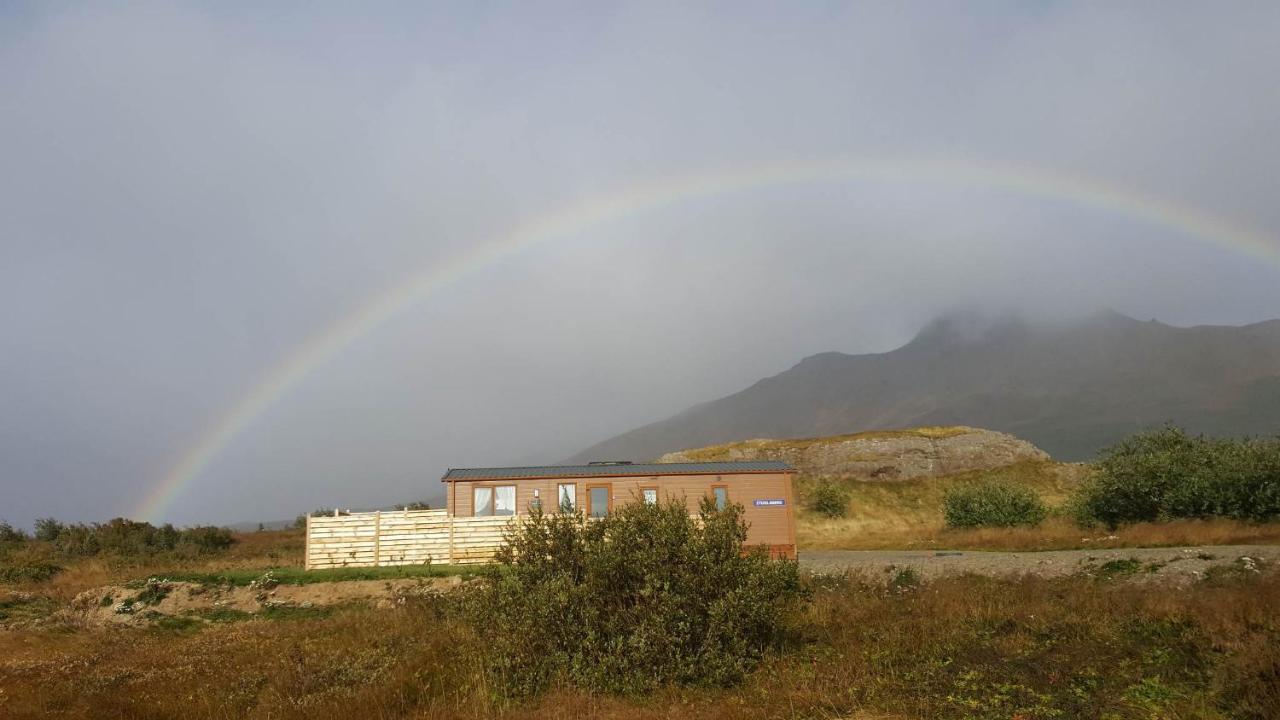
[3,2,1280,528]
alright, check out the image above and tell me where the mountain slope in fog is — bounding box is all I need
[568,311,1280,462]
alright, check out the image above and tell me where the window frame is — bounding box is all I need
[640,486,659,505]
[557,483,577,513]
[586,483,613,518]
[473,484,517,517]
[710,483,729,512]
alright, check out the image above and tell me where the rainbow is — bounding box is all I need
[136,155,1279,522]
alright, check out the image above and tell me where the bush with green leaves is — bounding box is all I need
[33,518,63,542]
[47,518,235,557]
[943,481,1047,529]
[808,480,850,518]
[1074,426,1280,528]
[0,561,63,584]
[0,522,28,544]
[294,508,342,529]
[464,497,806,697]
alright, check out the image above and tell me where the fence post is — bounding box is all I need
[304,514,311,571]
[447,514,455,565]
[374,510,382,568]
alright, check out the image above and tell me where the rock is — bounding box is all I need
[659,426,1050,481]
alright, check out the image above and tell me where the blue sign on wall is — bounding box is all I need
[753,499,786,507]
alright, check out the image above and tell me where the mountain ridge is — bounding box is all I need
[565,311,1280,463]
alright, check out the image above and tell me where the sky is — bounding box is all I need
[3,2,1280,529]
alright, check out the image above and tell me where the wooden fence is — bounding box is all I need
[305,509,512,570]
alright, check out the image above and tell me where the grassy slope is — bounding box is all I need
[3,568,1277,719]
[795,459,1280,551]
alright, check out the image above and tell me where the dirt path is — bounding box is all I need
[799,544,1278,583]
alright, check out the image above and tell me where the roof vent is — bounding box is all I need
[587,460,633,466]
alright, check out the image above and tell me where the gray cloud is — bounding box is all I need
[3,2,1279,528]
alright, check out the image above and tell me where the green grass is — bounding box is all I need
[0,594,57,623]
[150,615,204,635]
[1095,558,1143,579]
[183,604,338,624]
[0,562,64,584]
[129,563,483,588]
[189,607,255,623]
[259,604,337,621]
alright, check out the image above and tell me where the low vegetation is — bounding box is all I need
[466,498,805,696]
[2,458,1279,718]
[1076,426,1280,527]
[669,425,974,462]
[30,517,235,557]
[796,460,1085,549]
[798,427,1280,550]
[943,479,1048,528]
[150,563,478,587]
[2,565,1277,718]
[807,479,850,517]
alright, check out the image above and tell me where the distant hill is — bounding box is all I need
[658,426,1050,480]
[567,311,1280,462]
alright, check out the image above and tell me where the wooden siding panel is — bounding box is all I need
[442,471,796,548]
[309,473,796,569]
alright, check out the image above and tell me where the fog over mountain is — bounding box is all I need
[568,311,1280,463]
[3,4,1280,529]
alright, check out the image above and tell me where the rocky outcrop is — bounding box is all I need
[658,426,1049,481]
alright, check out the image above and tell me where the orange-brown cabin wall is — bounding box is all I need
[444,471,796,556]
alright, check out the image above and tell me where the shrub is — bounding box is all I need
[134,578,172,606]
[33,518,63,542]
[0,561,63,584]
[177,526,235,554]
[808,480,850,518]
[888,567,921,592]
[0,522,29,544]
[49,518,236,557]
[1075,426,1280,528]
[464,497,806,697]
[294,508,341,529]
[944,481,1047,528]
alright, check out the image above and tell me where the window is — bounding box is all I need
[711,485,728,512]
[494,485,516,516]
[641,487,658,505]
[557,483,576,512]
[473,487,493,516]
[587,484,611,518]
[474,485,516,516]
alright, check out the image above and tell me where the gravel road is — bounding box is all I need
[799,545,1279,582]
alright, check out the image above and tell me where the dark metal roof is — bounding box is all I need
[441,461,794,481]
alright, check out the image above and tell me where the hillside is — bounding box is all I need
[659,425,1048,480]
[569,311,1280,462]
[659,426,1087,548]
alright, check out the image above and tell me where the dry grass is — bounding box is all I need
[13,529,304,603]
[670,425,974,461]
[801,515,1280,551]
[2,567,1277,719]
[795,460,1280,551]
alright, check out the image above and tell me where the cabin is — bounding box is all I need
[441,460,798,558]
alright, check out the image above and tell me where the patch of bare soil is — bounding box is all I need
[65,575,464,627]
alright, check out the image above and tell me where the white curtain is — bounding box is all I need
[494,486,516,516]
[473,487,494,516]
